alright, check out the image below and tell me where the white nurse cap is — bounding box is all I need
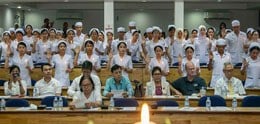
[216,38,227,46]
[231,20,240,27]
[75,22,83,27]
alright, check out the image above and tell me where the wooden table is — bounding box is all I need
[0,107,260,124]
[0,96,245,107]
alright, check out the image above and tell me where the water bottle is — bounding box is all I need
[109,97,114,109]
[184,96,189,108]
[58,97,63,111]
[206,97,211,111]
[53,97,58,111]
[33,87,38,97]
[200,87,206,97]
[232,97,237,110]
[147,86,152,97]
[128,90,132,98]
[0,98,6,111]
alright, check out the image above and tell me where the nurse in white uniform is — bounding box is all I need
[108,41,133,78]
[127,29,145,63]
[75,39,101,76]
[178,44,200,77]
[65,29,80,59]
[225,20,247,65]
[148,45,169,82]
[23,25,34,55]
[50,41,73,87]
[241,42,260,88]
[145,26,165,58]
[164,25,176,65]
[32,28,52,64]
[10,28,25,57]
[170,28,185,64]
[73,22,85,46]
[208,39,232,88]
[0,31,11,62]
[5,42,34,86]
[195,25,210,65]
[111,27,126,55]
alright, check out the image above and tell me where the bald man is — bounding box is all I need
[172,61,206,96]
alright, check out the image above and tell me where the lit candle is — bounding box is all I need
[135,103,156,124]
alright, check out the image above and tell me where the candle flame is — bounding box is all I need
[141,103,150,124]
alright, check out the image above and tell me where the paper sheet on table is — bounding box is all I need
[122,107,136,111]
[210,107,232,111]
[84,107,99,111]
[111,90,124,98]
[179,107,198,111]
[152,96,175,98]
[161,107,179,110]
[0,96,11,99]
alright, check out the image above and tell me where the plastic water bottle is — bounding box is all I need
[147,86,152,97]
[200,87,206,97]
[184,96,190,108]
[53,97,58,111]
[33,87,39,97]
[206,97,211,111]
[58,97,63,111]
[0,98,6,111]
[232,97,237,110]
[109,97,114,109]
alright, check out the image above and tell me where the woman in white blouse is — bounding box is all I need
[145,66,170,96]
[4,65,27,96]
[69,76,102,109]
[148,45,169,82]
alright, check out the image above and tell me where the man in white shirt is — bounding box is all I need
[34,63,61,97]
[214,62,246,98]
[67,60,101,97]
[73,22,85,46]
[225,20,247,65]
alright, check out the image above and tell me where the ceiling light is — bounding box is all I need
[17,6,21,9]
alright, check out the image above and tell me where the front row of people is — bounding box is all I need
[4,60,247,109]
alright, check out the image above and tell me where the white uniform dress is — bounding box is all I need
[148,57,169,82]
[72,91,102,109]
[210,51,232,88]
[77,52,101,76]
[66,41,80,59]
[214,77,246,97]
[127,39,143,62]
[67,74,101,97]
[34,78,62,97]
[242,57,260,88]
[35,40,52,63]
[51,54,73,87]
[170,39,185,63]
[8,54,34,86]
[145,80,170,96]
[4,80,27,96]
[74,33,85,46]
[180,57,200,77]
[225,31,247,64]
[146,40,165,58]
[110,54,133,78]
[93,40,105,56]
[10,40,22,57]
[111,39,125,55]
[0,42,9,61]
[195,36,210,64]
[23,35,33,53]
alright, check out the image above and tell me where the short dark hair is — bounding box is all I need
[79,76,95,92]
[151,66,162,75]
[9,65,20,74]
[154,45,163,52]
[111,64,121,73]
[117,41,127,50]
[17,42,27,48]
[168,27,176,32]
[41,63,52,71]
[82,60,93,70]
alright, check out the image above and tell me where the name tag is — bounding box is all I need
[193,83,198,87]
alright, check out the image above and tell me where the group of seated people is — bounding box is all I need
[3,59,252,109]
[1,19,260,109]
